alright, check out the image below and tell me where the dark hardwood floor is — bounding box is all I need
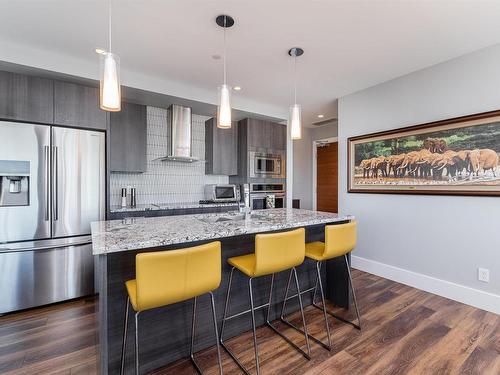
[0,270,498,375]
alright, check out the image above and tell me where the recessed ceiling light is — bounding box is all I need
[317,114,324,118]
[95,48,106,55]
[233,86,242,91]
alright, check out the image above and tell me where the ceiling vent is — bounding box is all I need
[312,117,337,127]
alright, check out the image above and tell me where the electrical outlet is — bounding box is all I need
[478,268,490,283]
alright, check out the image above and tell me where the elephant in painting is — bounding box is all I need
[370,156,388,178]
[431,150,459,180]
[423,138,447,153]
[452,150,472,177]
[386,154,406,178]
[398,150,432,178]
[468,149,499,178]
[359,159,372,178]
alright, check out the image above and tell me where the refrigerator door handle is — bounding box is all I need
[52,145,58,221]
[44,145,50,221]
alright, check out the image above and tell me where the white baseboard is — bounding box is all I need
[351,255,500,315]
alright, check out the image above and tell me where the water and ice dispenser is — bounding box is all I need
[0,160,30,206]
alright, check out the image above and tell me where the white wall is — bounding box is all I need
[338,44,500,313]
[293,123,338,209]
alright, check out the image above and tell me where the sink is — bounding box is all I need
[198,212,266,224]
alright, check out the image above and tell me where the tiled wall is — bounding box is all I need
[109,106,228,206]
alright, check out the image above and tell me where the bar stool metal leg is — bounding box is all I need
[315,261,332,350]
[281,262,331,351]
[190,293,224,375]
[134,311,140,375]
[248,277,260,375]
[345,254,362,330]
[220,267,251,375]
[189,297,202,374]
[311,257,362,330]
[279,269,293,319]
[120,297,130,375]
[220,267,234,342]
[208,292,224,375]
[265,274,275,324]
[293,268,311,356]
[277,268,311,359]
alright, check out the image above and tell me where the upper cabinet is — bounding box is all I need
[0,71,54,124]
[54,81,107,130]
[244,118,286,151]
[271,123,287,151]
[109,102,147,173]
[205,118,238,175]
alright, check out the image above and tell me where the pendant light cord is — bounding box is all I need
[294,54,297,105]
[108,0,112,52]
[223,16,227,85]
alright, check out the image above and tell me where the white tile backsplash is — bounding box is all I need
[109,106,228,206]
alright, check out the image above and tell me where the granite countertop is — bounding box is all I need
[109,201,241,213]
[91,208,353,255]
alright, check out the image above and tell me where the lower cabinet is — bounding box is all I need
[107,205,239,220]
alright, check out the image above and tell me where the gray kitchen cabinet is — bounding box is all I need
[205,118,238,175]
[246,118,285,151]
[272,123,287,151]
[247,118,272,149]
[109,102,147,173]
[0,71,54,123]
[54,81,107,130]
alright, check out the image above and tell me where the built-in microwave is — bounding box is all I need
[204,184,240,202]
[249,152,285,178]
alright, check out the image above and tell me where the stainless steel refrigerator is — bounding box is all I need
[0,121,105,314]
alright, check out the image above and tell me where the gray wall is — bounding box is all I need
[293,123,338,209]
[338,44,500,298]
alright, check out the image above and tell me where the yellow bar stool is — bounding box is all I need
[292,221,361,351]
[219,228,310,375]
[119,242,223,375]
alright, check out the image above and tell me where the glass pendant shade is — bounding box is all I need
[100,52,121,112]
[217,84,232,129]
[290,104,302,140]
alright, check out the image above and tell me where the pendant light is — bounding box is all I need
[215,15,234,129]
[97,0,121,112]
[289,47,304,140]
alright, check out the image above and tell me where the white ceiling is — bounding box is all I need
[2,0,500,125]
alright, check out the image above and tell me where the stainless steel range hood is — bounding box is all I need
[158,104,198,163]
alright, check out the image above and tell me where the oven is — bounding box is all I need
[249,183,285,210]
[249,152,285,178]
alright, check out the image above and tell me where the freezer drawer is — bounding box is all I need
[0,242,94,314]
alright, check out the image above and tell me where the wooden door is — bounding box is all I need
[316,142,338,212]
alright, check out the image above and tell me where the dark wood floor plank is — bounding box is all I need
[0,271,497,375]
[406,315,497,375]
[363,321,450,375]
[344,304,436,363]
[459,345,500,375]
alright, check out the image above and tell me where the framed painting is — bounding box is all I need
[348,110,500,196]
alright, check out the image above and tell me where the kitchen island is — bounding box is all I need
[92,208,353,374]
